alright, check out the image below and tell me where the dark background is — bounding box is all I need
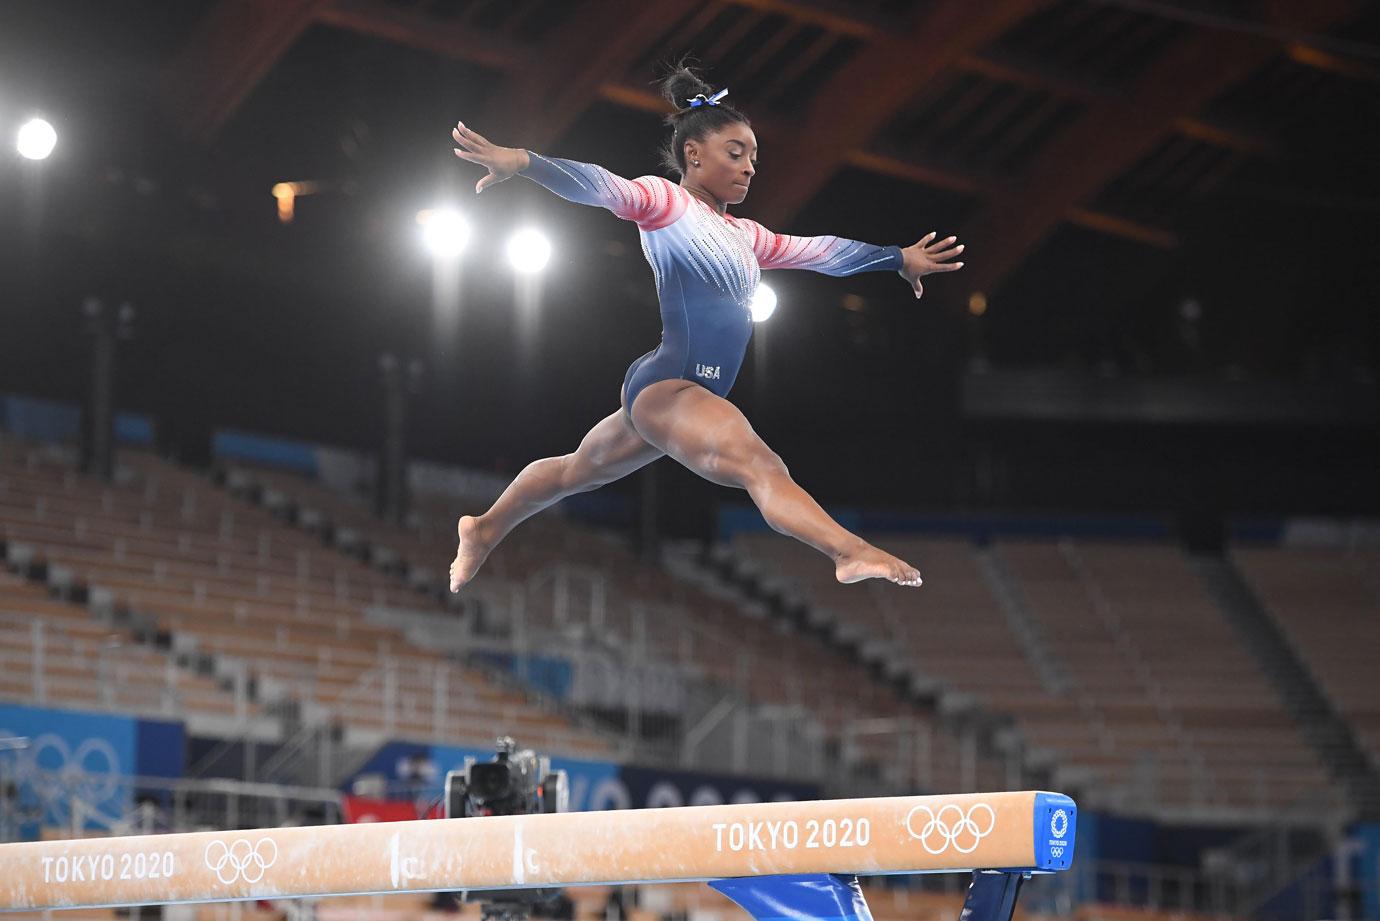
[1,0,1377,538]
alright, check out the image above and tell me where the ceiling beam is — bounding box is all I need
[723,0,884,39]
[1173,116,1278,158]
[958,53,1109,103]
[851,150,1177,248]
[303,0,1323,260]
[1286,42,1380,83]
[165,0,330,143]
[314,0,526,71]
[601,83,1172,248]
[481,0,699,152]
[1094,0,1378,83]
[842,150,990,198]
[1065,207,1178,249]
[957,53,1280,157]
[956,1,1359,299]
[750,0,1054,228]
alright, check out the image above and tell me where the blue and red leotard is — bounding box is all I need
[519,153,904,413]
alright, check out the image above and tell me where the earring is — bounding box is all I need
[691,159,700,167]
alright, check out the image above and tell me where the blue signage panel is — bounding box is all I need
[0,704,135,830]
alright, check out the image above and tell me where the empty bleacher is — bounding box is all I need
[225,463,1008,794]
[1232,542,1380,769]
[0,436,607,757]
[999,539,1332,814]
[732,530,1336,816]
[0,559,254,728]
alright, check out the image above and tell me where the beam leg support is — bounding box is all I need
[959,870,1026,921]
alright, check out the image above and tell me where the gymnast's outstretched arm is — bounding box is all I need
[738,218,965,300]
[517,152,681,227]
[452,120,674,226]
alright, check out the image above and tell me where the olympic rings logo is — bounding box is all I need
[204,838,278,885]
[0,730,122,824]
[904,803,996,855]
[1051,808,1069,839]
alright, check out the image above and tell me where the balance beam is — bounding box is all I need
[0,791,1076,912]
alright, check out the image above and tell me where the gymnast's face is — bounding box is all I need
[685,123,758,206]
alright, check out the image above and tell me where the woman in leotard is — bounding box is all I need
[448,64,963,591]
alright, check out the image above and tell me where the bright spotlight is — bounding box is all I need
[419,208,471,259]
[750,283,778,322]
[16,118,57,160]
[507,228,552,275]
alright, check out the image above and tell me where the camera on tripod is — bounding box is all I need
[444,737,569,921]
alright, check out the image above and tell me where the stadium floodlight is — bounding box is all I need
[16,118,56,160]
[418,208,471,259]
[506,228,552,275]
[750,283,777,322]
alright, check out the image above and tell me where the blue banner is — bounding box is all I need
[0,395,152,446]
[0,704,182,838]
[470,653,574,701]
[211,428,319,474]
[1359,824,1380,920]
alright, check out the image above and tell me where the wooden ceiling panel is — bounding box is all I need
[779,34,869,117]
[988,96,1079,172]
[990,0,1100,59]
[316,0,526,70]
[1092,13,1181,83]
[165,0,332,143]
[750,0,1053,226]
[923,75,1003,145]
[735,19,806,89]
[953,85,1045,167]
[957,1,1360,298]
[624,4,727,83]
[479,0,703,151]
[751,26,838,110]
[275,0,1364,261]
[1093,135,1221,224]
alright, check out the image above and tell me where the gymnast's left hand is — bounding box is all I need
[899,232,965,299]
[451,121,530,193]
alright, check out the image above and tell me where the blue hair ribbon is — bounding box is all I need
[686,88,729,108]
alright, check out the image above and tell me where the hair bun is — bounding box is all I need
[659,57,714,113]
[653,57,750,179]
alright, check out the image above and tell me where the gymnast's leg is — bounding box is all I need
[449,408,662,591]
[629,380,922,586]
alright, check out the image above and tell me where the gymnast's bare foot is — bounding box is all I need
[835,543,923,587]
[449,515,494,592]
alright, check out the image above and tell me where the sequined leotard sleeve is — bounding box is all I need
[519,152,684,229]
[519,152,904,413]
[732,218,904,275]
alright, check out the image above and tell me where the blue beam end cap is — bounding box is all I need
[1032,792,1076,871]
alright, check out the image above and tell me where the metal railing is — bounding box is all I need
[0,765,342,843]
[464,565,987,793]
[0,612,254,723]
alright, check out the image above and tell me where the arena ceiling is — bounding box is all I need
[163,0,1376,299]
[1,0,1377,514]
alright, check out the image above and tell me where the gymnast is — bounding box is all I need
[448,63,964,592]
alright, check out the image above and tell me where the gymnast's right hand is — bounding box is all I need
[452,121,530,194]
